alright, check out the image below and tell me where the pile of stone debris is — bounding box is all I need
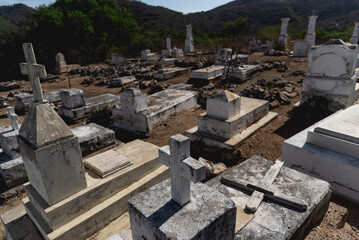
[240,78,298,109]
[0,80,25,92]
[264,49,289,56]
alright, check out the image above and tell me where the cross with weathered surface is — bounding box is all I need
[222,160,308,212]
[6,107,19,131]
[159,134,206,206]
[20,43,47,103]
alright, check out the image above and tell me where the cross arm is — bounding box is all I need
[20,63,47,78]
[180,157,206,183]
[158,145,171,167]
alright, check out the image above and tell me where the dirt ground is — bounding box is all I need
[0,52,358,239]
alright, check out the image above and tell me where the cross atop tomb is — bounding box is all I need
[159,134,206,206]
[20,43,47,103]
[6,107,19,131]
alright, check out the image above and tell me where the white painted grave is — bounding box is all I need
[186,91,277,160]
[113,88,197,134]
[293,15,318,57]
[190,65,224,80]
[282,104,359,203]
[300,39,359,110]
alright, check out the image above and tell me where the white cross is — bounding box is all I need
[20,43,47,103]
[159,134,206,206]
[6,107,19,131]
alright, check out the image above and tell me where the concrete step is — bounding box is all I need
[24,165,169,240]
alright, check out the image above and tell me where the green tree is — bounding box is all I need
[222,18,248,43]
[32,0,140,65]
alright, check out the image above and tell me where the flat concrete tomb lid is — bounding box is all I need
[314,105,359,144]
[19,103,74,148]
[321,39,357,49]
[210,90,239,102]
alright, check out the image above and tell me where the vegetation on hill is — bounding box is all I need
[0,0,358,81]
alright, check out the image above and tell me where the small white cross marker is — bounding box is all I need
[159,134,206,206]
[6,107,19,131]
[20,43,47,103]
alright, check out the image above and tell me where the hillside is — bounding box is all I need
[118,0,359,33]
[0,3,34,22]
[2,0,359,34]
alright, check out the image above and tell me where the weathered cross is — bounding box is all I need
[222,160,308,212]
[6,107,19,131]
[20,43,47,103]
[159,134,206,206]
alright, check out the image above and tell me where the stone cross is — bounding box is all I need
[20,43,47,103]
[159,134,206,206]
[6,107,19,131]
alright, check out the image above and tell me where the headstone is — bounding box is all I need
[18,43,87,205]
[185,23,194,53]
[277,18,290,48]
[111,54,126,66]
[206,90,241,120]
[215,48,248,65]
[55,52,67,73]
[113,88,197,134]
[128,134,236,240]
[60,88,86,109]
[6,107,19,131]
[170,47,184,58]
[282,104,359,203]
[305,15,318,46]
[300,39,359,110]
[58,89,121,119]
[350,22,359,44]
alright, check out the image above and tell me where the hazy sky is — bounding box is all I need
[0,0,233,13]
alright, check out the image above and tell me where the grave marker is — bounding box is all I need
[6,107,19,131]
[159,134,206,206]
[20,43,46,103]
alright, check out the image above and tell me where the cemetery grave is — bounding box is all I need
[0,41,358,239]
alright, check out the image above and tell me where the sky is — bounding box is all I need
[0,0,234,13]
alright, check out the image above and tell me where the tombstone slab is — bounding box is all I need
[113,89,197,134]
[232,64,263,82]
[128,179,236,240]
[153,67,188,81]
[58,93,121,119]
[190,65,224,80]
[109,76,136,88]
[207,155,331,239]
[14,90,63,112]
[187,96,277,150]
[72,123,116,156]
[282,105,359,203]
